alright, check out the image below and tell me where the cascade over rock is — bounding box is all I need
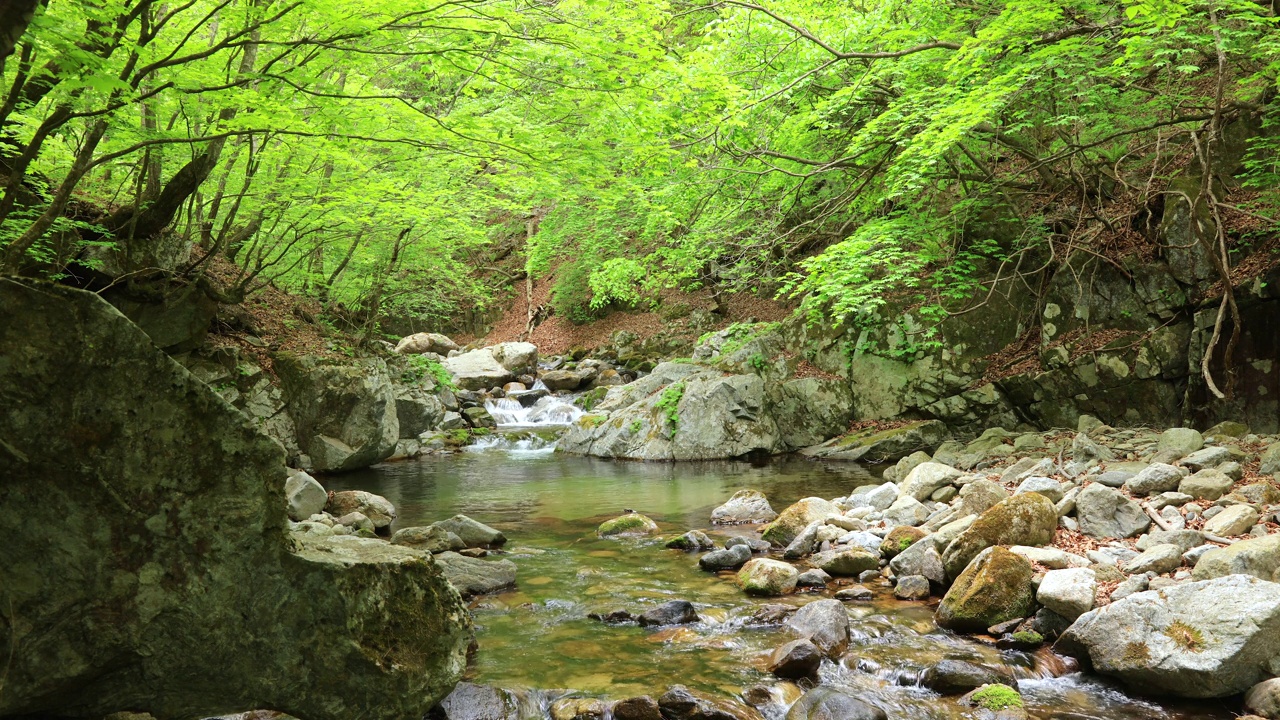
[0,278,472,720]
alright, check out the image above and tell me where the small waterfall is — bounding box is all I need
[485,394,585,427]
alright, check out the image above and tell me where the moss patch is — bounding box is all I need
[971,684,1023,711]
[1011,630,1043,645]
[1164,620,1205,652]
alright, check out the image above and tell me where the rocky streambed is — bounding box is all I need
[321,429,1280,720]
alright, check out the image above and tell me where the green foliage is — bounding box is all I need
[655,382,685,435]
[574,386,609,412]
[400,355,455,390]
[971,685,1023,711]
[1011,630,1044,645]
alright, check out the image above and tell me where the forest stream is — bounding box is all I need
[332,434,1236,720]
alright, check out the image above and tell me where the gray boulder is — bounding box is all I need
[392,525,466,553]
[393,381,446,437]
[711,489,778,524]
[276,354,399,472]
[1125,463,1184,496]
[1180,446,1232,472]
[442,348,516,391]
[0,278,471,720]
[890,537,947,589]
[1036,568,1096,620]
[1076,484,1151,539]
[1204,505,1259,536]
[434,514,507,548]
[638,600,700,627]
[1123,544,1182,574]
[899,462,962,501]
[435,552,518,596]
[1059,575,1280,697]
[785,599,851,657]
[490,342,538,376]
[395,332,459,355]
[784,688,885,720]
[1192,533,1280,581]
[1246,678,1280,719]
[768,639,823,679]
[700,544,752,571]
[1157,427,1204,460]
[285,468,327,521]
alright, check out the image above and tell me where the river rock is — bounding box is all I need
[768,639,823,679]
[638,600,700,627]
[1076,484,1151,539]
[612,696,663,720]
[1192,533,1280,581]
[1125,463,1184,496]
[392,525,465,553]
[1059,575,1280,697]
[1016,476,1065,503]
[1181,446,1232,472]
[435,514,507,547]
[881,526,928,558]
[393,377,447,438]
[711,489,778,524]
[0,279,472,720]
[395,332,459,355]
[667,530,717,551]
[739,559,798,596]
[783,521,822,559]
[835,585,873,601]
[811,548,879,576]
[848,482,899,511]
[786,599,851,657]
[890,537,946,588]
[783,687,886,720]
[1123,543,1183,574]
[726,536,771,553]
[700,544,753,571]
[276,353,400,472]
[796,568,832,587]
[337,512,375,533]
[598,513,660,537]
[437,683,525,720]
[1157,427,1204,460]
[899,462,963,501]
[540,368,596,391]
[442,348,517,391]
[942,494,1057,579]
[285,468,327,521]
[1009,545,1089,569]
[894,575,931,600]
[490,342,538,376]
[1136,529,1206,553]
[659,685,762,720]
[551,698,607,720]
[1246,678,1280,719]
[1261,443,1280,475]
[1203,505,1259,536]
[435,552,518,596]
[936,547,1035,632]
[327,490,397,530]
[882,495,931,527]
[958,479,1009,516]
[921,660,1015,695]
[1036,568,1096,620]
[762,498,839,546]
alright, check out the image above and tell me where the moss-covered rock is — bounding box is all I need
[881,526,929,559]
[936,547,1035,632]
[761,497,839,546]
[598,512,660,537]
[0,278,471,720]
[942,493,1057,579]
[802,420,950,463]
[738,558,799,596]
[811,548,880,576]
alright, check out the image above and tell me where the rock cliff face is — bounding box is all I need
[0,278,471,720]
[275,352,400,472]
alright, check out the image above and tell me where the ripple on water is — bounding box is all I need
[330,451,1235,720]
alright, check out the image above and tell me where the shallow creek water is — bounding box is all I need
[332,439,1234,720]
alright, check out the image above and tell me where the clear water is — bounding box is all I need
[331,446,1236,720]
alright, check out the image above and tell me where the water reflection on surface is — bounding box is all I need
[332,449,1234,720]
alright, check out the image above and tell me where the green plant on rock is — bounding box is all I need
[1164,621,1205,652]
[747,352,770,374]
[402,355,455,390]
[575,386,608,411]
[629,419,644,433]
[970,684,1023,712]
[655,381,685,435]
[1011,630,1044,645]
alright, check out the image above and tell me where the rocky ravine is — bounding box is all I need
[0,278,472,720]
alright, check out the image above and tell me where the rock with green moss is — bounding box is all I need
[0,278,472,720]
[738,558,799,596]
[761,497,839,546]
[1058,575,1280,697]
[942,493,1057,579]
[936,547,1036,632]
[598,513,660,537]
[964,684,1024,712]
[801,420,950,463]
[881,526,928,559]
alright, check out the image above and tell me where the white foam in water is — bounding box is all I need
[485,394,585,427]
[465,433,557,456]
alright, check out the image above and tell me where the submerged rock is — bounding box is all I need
[435,552,518,596]
[659,685,763,720]
[598,513,660,537]
[0,279,471,720]
[921,660,1015,695]
[1059,575,1280,697]
[784,687,885,720]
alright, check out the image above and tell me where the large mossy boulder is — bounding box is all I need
[1058,575,1280,697]
[275,352,399,472]
[598,513,660,537]
[936,547,1036,632]
[0,278,471,720]
[942,494,1057,579]
[738,558,799,596]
